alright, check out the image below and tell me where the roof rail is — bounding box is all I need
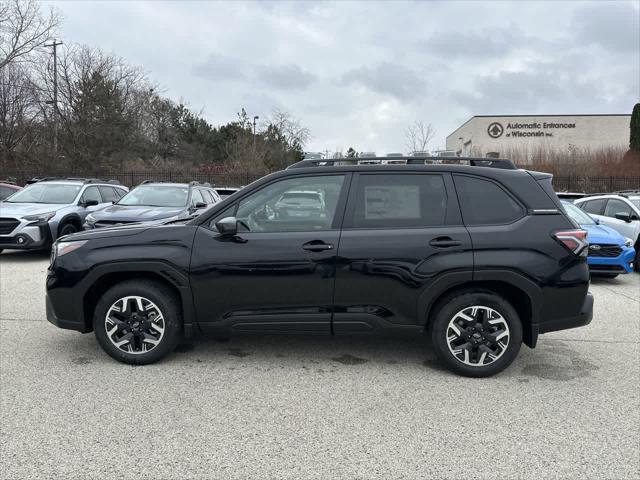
[286,156,517,170]
[30,176,121,185]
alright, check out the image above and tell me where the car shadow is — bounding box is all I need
[0,250,50,263]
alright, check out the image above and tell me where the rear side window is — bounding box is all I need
[454,175,523,225]
[350,174,447,228]
[580,199,606,215]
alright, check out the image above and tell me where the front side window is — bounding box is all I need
[350,174,447,228]
[81,186,102,204]
[604,199,632,218]
[454,175,523,225]
[118,186,189,207]
[190,189,204,206]
[236,175,345,232]
[98,186,119,203]
[5,183,82,204]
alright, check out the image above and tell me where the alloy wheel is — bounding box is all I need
[446,306,510,367]
[104,296,165,354]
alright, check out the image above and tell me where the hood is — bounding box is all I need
[91,204,185,222]
[0,202,64,217]
[582,223,626,245]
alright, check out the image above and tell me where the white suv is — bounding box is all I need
[574,191,640,271]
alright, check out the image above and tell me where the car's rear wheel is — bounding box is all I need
[634,246,640,273]
[430,291,522,377]
[57,222,78,239]
[93,280,182,364]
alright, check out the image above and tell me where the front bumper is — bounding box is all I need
[0,222,52,250]
[588,246,635,274]
[539,292,594,334]
[46,291,89,333]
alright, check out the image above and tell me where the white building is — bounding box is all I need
[446,114,631,158]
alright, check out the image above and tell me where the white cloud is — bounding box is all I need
[48,0,640,154]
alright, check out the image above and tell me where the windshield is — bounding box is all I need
[5,183,81,204]
[563,202,596,225]
[118,185,189,207]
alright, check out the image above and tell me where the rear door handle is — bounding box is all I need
[429,237,462,248]
[302,241,334,252]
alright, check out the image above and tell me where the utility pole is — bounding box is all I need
[45,39,63,157]
[252,115,259,162]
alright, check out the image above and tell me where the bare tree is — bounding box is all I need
[0,0,60,69]
[266,108,311,149]
[0,62,35,155]
[405,120,435,154]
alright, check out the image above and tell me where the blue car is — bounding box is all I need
[562,201,635,277]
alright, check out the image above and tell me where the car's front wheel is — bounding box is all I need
[430,291,522,377]
[93,280,182,364]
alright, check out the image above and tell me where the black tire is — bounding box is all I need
[93,280,182,365]
[429,290,522,378]
[57,222,78,239]
[634,247,640,273]
[0,249,3,254]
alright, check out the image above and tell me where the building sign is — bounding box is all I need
[487,120,576,139]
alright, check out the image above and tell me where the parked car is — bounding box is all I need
[83,181,220,229]
[0,178,127,253]
[562,201,634,277]
[0,181,22,200]
[274,190,326,219]
[574,191,640,272]
[214,186,241,200]
[47,157,593,378]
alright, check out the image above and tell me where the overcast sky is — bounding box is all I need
[48,0,639,154]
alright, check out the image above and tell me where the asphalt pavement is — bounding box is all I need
[1,249,639,479]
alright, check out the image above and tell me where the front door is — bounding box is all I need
[190,173,349,334]
[332,172,473,332]
[601,198,638,239]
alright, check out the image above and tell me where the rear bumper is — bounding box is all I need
[539,292,594,334]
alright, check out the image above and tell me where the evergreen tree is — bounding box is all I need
[630,103,640,151]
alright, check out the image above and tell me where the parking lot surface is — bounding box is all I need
[1,250,639,480]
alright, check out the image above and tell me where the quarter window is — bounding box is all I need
[454,175,523,225]
[236,175,345,232]
[350,174,447,228]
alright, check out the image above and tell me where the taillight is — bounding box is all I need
[553,229,588,255]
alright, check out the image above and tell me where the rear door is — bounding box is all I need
[332,172,472,332]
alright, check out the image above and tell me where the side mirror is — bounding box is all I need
[195,202,207,209]
[614,212,632,223]
[215,216,238,236]
[81,199,99,208]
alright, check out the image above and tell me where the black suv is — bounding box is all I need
[46,158,593,377]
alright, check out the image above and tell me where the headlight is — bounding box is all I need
[624,237,633,248]
[55,240,87,258]
[85,214,97,225]
[23,212,56,223]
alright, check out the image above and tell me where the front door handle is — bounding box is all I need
[302,240,334,252]
[429,237,462,248]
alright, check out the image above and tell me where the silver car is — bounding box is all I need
[0,178,128,253]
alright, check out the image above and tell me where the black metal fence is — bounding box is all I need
[1,169,639,193]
